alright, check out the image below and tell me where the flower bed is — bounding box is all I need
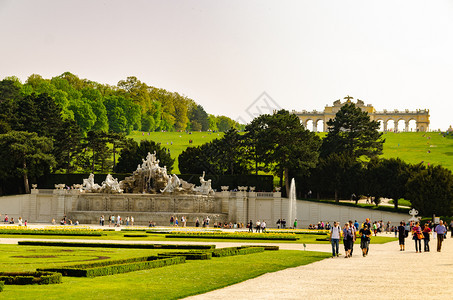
[266,229,329,235]
[0,226,102,236]
[165,232,298,241]
[0,272,62,285]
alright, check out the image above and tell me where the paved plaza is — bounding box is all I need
[185,236,453,299]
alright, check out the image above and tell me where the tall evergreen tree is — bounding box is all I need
[320,102,384,160]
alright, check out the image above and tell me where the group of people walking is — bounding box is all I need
[330,219,372,258]
[398,220,448,252]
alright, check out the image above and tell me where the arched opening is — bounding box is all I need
[377,120,384,132]
[386,120,395,132]
[397,119,406,132]
[408,119,417,132]
[316,119,324,132]
[305,120,314,131]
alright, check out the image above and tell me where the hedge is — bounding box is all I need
[158,252,212,260]
[123,234,148,237]
[242,245,280,251]
[165,233,297,241]
[0,229,102,236]
[0,281,3,292]
[39,256,185,277]
[211,246,264,257]
[0,272,62,285]
[18,241,215,250]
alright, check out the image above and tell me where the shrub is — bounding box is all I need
[211,246,264,257]
[0,272,62,285]
[39,256,185,277]
[18,241,215,250]
[158,252,212,260]
[0,281,3,292]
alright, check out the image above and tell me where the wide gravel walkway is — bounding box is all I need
[185,236,453,299]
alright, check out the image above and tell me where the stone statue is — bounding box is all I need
[161,174,181,193]
[82,173,101,193]
[193,171,214,195]
[101,174,123,194]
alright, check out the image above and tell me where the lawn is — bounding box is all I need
[127,131,453,173]
[0,244,329,299]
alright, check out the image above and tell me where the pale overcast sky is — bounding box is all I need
[0,0,452,130]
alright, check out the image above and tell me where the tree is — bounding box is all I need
[245,110,321,195]
[365,158,414,209]
[320,103,384,160]
[115,139,174,173]
[406,165,453,217]
[189,105,209,131]
[312,153,363,202]
[0,131,56,194]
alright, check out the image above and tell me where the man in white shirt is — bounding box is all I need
[330,221,341,257]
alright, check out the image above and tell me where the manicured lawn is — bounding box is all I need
[127,131,453,173]
[0,244,329,299]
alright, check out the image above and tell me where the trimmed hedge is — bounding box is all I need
[165,233,297,241]
[123,234,148,237]
[0,272,62,285]
[18,241,215,250]
[158,252,212,260]
[121,229,147,232]
[243,245,280,251]
[39,256,185,277]
[0,229,102,236]
[0,281,3,292]
[211,246,264,257]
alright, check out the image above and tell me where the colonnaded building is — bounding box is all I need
[292,95,430,132]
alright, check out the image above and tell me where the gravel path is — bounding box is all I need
[185,236,453,300]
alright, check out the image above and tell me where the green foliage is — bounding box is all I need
[0,272,61,285]
[0,131,55,193]
[40,256,185,277]
[406,165,453,216]
[245,109,321,194]
[211,246,265,257]
[0,281,3,292]
[165,232,298,240]
[158,252,212,260]
[18,241,215,250]
[115,139,174,173]
[321,102,384,160]
[178,129,251,175]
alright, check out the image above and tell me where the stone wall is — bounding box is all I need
[0,189,409,227]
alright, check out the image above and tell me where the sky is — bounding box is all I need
[0,0,452,130]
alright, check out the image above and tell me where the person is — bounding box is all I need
[248,220,253,232]
[354,220,359,231]
[276,219,281,229]
[330,221,341,257]
[18,217,23,226]
[397,222,406,251]
[131,216,134,226]
[206,216,210,227]
[412,221,422,253]
[450,220,453,238]
[359,223,372,257]
[348,220,357,256]
[294,218,297,229]
[261,220,266,232]
[435,220,447,252]
[256,220,261,233]
[342,223,353,258]
[170,216,174,226]
[422,223,431,252]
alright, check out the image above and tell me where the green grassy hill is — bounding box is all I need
[128,131,225,173]
[127,131,453,173]
[381,132,453,170]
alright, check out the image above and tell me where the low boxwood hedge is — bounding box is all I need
[123,234,148,237]
[0,229,102,236]
[243,245,280,251]
[165,232,297,241]
[158,252,212,260]
[211,246,265,257]
[18,241,215,250]
[0,281,4,292]
[39,256,185,277]
[0,272,62,285]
